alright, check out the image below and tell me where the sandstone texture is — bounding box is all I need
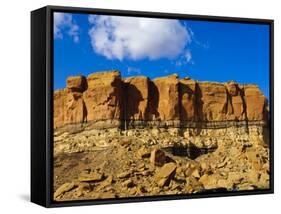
[124,76,149,121]
[153,74,180,120]
[83,71,123,122]
[54,71,268,129]
[53,125,270,201]
[53,71,270,202]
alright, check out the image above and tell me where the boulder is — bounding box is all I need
[122,179,134,188]
[154,162,177,187]
[117,171,131,179]
[54,182,77,198]
[150,148,166,167]
[78,170,104,182]
[137,146,151,159]
[96,175,113,191]
[217,179,233,190]
[199,174,218,189]
[66,75,87,92]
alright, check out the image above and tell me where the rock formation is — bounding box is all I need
[83,71,123,121]
[54,71,268,129]
[123,76,149,121]
[53,71,270,201]
[53,75,87,128]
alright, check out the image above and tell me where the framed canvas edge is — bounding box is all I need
[31,7,48,207]
[34,5,274,208]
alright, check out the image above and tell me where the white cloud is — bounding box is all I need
[184,50,192,62]
[127,66,141,75]
[187,26,209,49]
[175,50,193,67]
[54,12,79,42]
[88,15,191,61]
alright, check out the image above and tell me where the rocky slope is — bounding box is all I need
[53,71,270,201]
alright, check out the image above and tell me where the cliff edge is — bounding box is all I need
[54,71,268,129]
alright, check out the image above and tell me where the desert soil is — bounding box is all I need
[53,126,270,201]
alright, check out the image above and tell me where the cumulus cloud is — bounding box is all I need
[88,15,191,61]
[54,12,79,42]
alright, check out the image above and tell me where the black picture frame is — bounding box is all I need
[31,5,274,208]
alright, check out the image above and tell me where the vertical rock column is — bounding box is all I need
[123,76,149,121]
[64,76,87,125]
[224,81,246,121]
[243,84,268,121]
[153,74,180,121]
[83,71,123,123]
[53,89,67,129]
[53,75,87,128]
[53,71,269,129]
[179,78,197,122]
[196,82,228,121]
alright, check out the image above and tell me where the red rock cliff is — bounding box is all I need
[53,71,268,129]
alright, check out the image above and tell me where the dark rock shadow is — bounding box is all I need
[195,83,204,123]
[121,82,144,130]
[148,80,160,120]
[163,142,217,160]
[179,82,189,121]
[125,83,144,120]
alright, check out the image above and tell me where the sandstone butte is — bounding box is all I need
[53,70,269,129]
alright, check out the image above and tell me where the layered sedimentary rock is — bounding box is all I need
[179,78,197,121]
[83,71,123,122]
[123,76,149,120]
[53,76,87,128]
[153,74,180,121]
[53,71,270,201]
[53,71,268,129]
[225,81,246,121]
[198,82,228,121]
[244,84,268,121]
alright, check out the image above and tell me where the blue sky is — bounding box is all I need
[53,12,270,98]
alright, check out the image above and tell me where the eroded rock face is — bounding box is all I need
[53,72,270,201]
[53,71,268,128]
[124,76,149,120]
[54,89,67,129]
[53,79,87,129]
[64,91,86,125]
[66,76,87,92]
[244,84,268,121]
[153,74,180,120]
[83,71,123,121]
[197,82,228,121]
[179,78,197,121]
[225,81,246,121]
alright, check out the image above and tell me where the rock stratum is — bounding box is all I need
[54,71,268,129]
[53,71,270,201]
